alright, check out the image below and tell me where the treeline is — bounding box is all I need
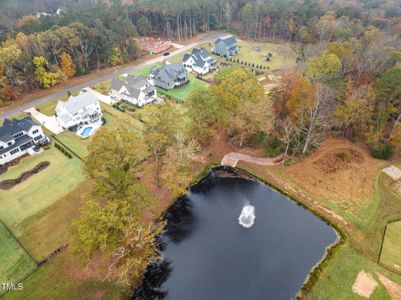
[0,2,141,103]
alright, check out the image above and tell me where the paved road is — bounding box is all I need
[0,31,227,120]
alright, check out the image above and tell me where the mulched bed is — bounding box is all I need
[0,154,29,175]
[0,161,50,190]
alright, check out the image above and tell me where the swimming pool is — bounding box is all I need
[80,126,93,138]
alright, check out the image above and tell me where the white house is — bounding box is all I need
[110,75,157,107]
[182,48,215,75]
[0,117,49,165]
[55,92,102,130]
[212,35,239,57]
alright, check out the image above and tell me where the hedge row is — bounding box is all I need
[54,143,73,159]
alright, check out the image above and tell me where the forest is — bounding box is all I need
[0,0,400,158]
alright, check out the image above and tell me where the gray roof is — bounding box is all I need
[57,92,98,114]
[126,75,148,89]
[183,53,191,63]
[152,62,187,84]
[111,78,124,91]
[0,135,33,155]
[215,35,237,49]
[0,117,38,143]
[192,48,211,60]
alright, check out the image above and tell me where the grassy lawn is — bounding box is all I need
[2,250,126,300]
[54,131,91,158]
[0,146,85,227]
[91,80,111,95]
[14,180,92,261]
[131,64,155,76]
[235,39,297,70]
[308,242,394,299]
[379,221,401,272]
[157,74,208,102]
[0,222,37,287]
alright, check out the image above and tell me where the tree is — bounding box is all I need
[32,56,61,88]
[60,52,76,78]
[85,127,148,181]
[161,132,200,195]
[306,50,342,81]
[109,47,123,66]
[136,15,153,37]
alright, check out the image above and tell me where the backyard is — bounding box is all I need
[0,146,85,227]
[157,74,208,102]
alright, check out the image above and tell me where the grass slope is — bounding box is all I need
[0,222,37,285]
[157,74,208,102]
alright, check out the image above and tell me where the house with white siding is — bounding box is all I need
[55,92,103,130]
[0,117,49,165]
[182,48,215,75]
[110,75,157,107]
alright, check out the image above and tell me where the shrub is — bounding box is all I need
[54,143,73,159]
[370,143,393,160]
[264,136,285,157]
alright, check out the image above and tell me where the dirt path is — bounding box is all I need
[377,273,401,299]
[221,152,285,167]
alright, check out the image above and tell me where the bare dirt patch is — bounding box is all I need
[352,271,378,298]
[286,138,384,212]
[377,272,401,300]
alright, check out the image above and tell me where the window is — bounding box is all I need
[0,146,3,150]
[32,129,39,134]
[13,132,24,138]
[34,135,43,141]
[10,148,20,155]
[7,141,12,146]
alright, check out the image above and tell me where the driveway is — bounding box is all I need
[84,87,115,105]
[25,108,64,134]
[0,31,227,120]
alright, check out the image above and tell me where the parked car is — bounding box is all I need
[163,52,170,56]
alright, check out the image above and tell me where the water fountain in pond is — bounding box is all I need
[238,205,255,228]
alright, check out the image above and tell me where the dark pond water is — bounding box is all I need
[134,167,338,300]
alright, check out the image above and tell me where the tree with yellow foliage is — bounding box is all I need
[60,52,76,78]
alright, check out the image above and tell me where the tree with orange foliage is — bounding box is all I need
[60,52,76,78]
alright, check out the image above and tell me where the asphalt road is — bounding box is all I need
[0,31,227,120]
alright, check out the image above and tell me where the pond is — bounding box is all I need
[134,167,338,300]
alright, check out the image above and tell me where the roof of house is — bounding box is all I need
[0,117,38,143]
[56,92,98,114]
[126,75,148,89]
[215,35,237,49]
[111,78,125,91]
[192,48,211,60]
[0,134,33,155]
[152,62,187,83]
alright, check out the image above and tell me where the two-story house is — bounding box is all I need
[213,35,239,57]
[110,75,157,107]
[149,62,189,90]
[55,92,102,130]
[0,117,49,165]
[182,48,215,75]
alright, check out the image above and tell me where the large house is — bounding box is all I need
[110,75,157,107]
[182,48,215,75]
[213,35,239,57]
[0,117,49,165]
[55,92,102,130]
[150,62,189,90]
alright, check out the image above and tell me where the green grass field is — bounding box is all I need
[0,146,85,227]
[0,222,37,286]
[234,39,297,70]
[1,251,125,300]
[379,221,401,272]
[157,74,208,102]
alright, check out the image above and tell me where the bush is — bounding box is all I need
[370,143,393,160]
[54,143,73,159]
[264,136,285,157]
